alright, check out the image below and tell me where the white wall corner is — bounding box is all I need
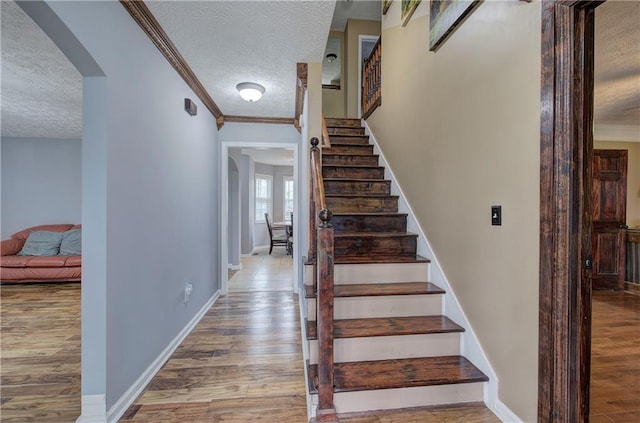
[105,291,221,423]
[363,121,514,420]
[76,394,106,423]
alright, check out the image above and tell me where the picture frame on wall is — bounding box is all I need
[429,0,482,51]
[382,0,392,15]
[401,0,421,27]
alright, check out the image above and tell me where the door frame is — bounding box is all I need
[538,1,603,421]
[220,141,300,296]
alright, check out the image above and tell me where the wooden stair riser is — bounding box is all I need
[334,234,417,257]
[328,135,370,145]
[306,294,443,320]
[308,333,460,364]
[332,214,407,233]
[324,180,390,196]
[304,262,430,285]
[322,154,379,167]
[327,126,365,135]
[326,196,398,213]
[311,383,485,414]
[323,166,385,179]
[324,144,374,155]
[325,118,362,128]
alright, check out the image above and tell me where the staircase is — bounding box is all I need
[304,118,488,418]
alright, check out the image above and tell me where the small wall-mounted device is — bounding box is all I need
[491,205,502,226]
[184,98,197,116]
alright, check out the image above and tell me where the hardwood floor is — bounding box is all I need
[0,282,81,422]
[590,290,640,423]
[21,254,640,421]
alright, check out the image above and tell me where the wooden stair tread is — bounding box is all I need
[308,356,489,393]
[304,282,444,299]
[306,315,463,340]
[323,164,382,169]
[334,232,418,238]
[323,178,389,182]
[334,255,430,264]
[326,194,399,198]
[332,212,408,217]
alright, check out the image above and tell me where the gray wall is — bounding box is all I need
[39,0,220,412]
[1,137,81,238]
[227,156,241,267]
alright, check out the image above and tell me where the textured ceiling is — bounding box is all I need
[146,1,336,118]
[1,1,82,139]
[594,1,640,129]
[1,0,638,140]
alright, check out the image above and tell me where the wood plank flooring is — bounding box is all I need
[8,255,638,421]
[590,290,640,423]
[0,282,81,422]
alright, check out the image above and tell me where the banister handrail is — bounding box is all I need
[321,114,331,149]
[362,36,382,120]
[309,136,337,421]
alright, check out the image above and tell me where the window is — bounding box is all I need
[255,174,272,222]
[283,177,294,220]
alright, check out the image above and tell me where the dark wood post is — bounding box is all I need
[316,208,336,422]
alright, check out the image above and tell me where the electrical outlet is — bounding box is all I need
[184,283,193,303]
[491,206,502,226]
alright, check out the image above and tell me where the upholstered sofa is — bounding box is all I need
[0,224,81,283]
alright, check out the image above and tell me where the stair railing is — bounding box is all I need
[309,136,337,421]
[321,114,332,149]
[362,36,382,120]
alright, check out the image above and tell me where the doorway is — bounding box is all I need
[539,1,640,421]
[220,142,300,296]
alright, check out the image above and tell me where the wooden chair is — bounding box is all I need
[286,213,293,256]
[265,213,288,255]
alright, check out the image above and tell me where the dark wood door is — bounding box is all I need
[592,149,628,290]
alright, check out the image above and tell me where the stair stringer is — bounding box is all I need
[363,121,522,423]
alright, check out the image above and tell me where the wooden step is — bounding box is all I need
[306,317,463,363]
[324,179,391,196]
[306,316,463,340]
[325,118,362,128]
[334,232,418,257]
[324,144,373,155]
[332,213,407,233]
[323,165,384,179]
[326,195,399,213]
[328,134,370,145]
[308,356,488,393]
[327,126,365,135]
[322,154,379,167]
[304,261,430,286]
[305,282,444,299]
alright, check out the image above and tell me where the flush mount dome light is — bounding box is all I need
[326,53,337,62]
[236,82,265,102]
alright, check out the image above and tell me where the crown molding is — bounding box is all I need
[594,124,640,142]
[224,115,295,125]
[120,0,224,128]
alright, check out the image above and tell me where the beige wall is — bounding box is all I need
[323,31,346,118]
[367,1,541,421]
[344,19,380,118]
[595,141,640,228]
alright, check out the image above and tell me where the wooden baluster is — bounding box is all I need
[316,207,336,422]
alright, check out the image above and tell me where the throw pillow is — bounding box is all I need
[18,231,64,256]
[59,229,82,256]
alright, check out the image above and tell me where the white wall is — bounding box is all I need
[34,1,220,417]
[1,137,81,238]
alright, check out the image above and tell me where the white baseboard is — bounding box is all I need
[81,291,221,423]
[76,395,106,423]
[490,399,523,423]
[227,263,242,270]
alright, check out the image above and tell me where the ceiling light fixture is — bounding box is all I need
[236,82,265,102]
[326,53,337,63]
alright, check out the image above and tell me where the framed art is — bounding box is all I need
[429,0,482,51]
[382,0,392,15]
[401,0,421,27]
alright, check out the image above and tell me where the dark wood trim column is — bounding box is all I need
[538,1,602,421]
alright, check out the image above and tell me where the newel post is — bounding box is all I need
[316,207,336,422]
